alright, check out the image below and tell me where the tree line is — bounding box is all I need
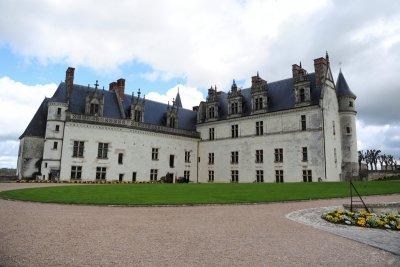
[358,149,399,171]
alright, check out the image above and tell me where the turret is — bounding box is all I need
[336,70,358,180]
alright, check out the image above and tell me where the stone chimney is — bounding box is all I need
[192,106,199,111]
[116,78,125,102]
[314,57,328,87]
[292,64,301,79]
[65,67,75,98]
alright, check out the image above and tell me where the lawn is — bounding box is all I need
[0,181,399,205]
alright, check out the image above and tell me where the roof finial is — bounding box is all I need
[339,61,342,73]
[178,86,180,93]
[94,80,99,90]
[299,61,302,68]
[233,79,236,85]
[137,88,141,98]
[215,84,217,91]
[326,50,329,62]
[257,71,259,77]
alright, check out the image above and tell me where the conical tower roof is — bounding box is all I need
[336,70,356,99]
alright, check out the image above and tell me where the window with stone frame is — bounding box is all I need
[134,110,142,122]
[97,143,108,159]
[231,170,239,182]
[208,170,214,182]
[90,103,99,115]
[256,121,263,136]
[118,153,123,164]
[57,107,62,116]
[53,141,58,150]
[96,167,106,180]
[73,141,84,157]
[209,127,215,140]
[71,166,82,180]
[346,126,352,134]
[275,170,284,183]
[256,149,263,163]
[300,88,305,102]
[55,125,60,132]
[231,102,239,114]
[274,148,283,162]
[255,97,263,110]
[208,152,214,165]
[301,115,306,131]
[302,170,312,182]
[150,169,158,181]
[302,147,308,162]
[231,151,239,164]
[185,151,191,163]
[332,121,336,135]
[231,124,239,138]
[256,170,264,182]
[152,148,159,160]
[208,106,215,118]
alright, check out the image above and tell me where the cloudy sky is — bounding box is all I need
[0,0,399,168]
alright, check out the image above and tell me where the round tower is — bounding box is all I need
[336,70,358,181]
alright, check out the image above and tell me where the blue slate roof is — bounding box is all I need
[213,73,320,120]
[336,71,356,98]
[20,98,49,139]
[49,83,198,131]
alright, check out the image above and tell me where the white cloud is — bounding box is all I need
[146,84,205,110]
[0,77,56,167]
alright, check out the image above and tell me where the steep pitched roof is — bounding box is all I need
[49,83,197,131]
[212,73,320,120]
[20,98,49,139]
[336,70,356,98]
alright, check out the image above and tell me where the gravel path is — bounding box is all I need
[0,183,399,267]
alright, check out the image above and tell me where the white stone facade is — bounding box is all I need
[18,55,359,182]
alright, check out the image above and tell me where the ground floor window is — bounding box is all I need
[150,169,158,181]
[96,167,106,180]
[231,170,239,182]
[132,172,137,182]
[256,170,264,182]
[184,170,190,181]
[303,170,312,182]
[119,173,124,182]
[208,170,214,182]
[275,170,284,183]
[71,166,82,179]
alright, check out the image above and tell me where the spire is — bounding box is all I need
[175,87,182,108]
[326,51,330,63]
[257,71,259,77]
[299,61,302,68]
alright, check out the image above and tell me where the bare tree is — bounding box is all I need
[388,155,394,170]
[372,149,381,171]
[378,155,385,170]
[358,150,365,172]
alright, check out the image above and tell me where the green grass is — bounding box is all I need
[0,181,399,205]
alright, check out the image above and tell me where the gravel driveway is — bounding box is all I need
[0,183,399,267]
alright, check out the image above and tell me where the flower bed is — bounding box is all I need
[322,209,400,231]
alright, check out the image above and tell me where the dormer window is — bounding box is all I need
[90,103,99,115]
[231,102,238,114]
[255,97,263,110]
[134,110,142,122]
[208,107,215,118]
[169,117,176,128]
[300,88,305,102]
[131,89,145,123]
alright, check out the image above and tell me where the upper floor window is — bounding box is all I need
[255,97,263,110]
[152,148,159,160]
[274,148,283,162]
[55,125,60,132]
[302,170,312,182]
[301,115,306,131]
[53,141,58,150]
[208,152,214,165]
[346,126,352,134]
[302,147,308,162]
[349,101,353,107]
[300,88,305,102]
[209,128,215,140]
[57,108,62,116]
[332,121,336,136]
[97,143,108,159]
[231,151,239,164]
[118,153,123,164]
[134,110,142,122]
[185,151,191,163]
[231,124,238,138]
[231,102,238,114]
[90,103,99,115]
[256,121,263,136]
[256,149,263,163]
[208,106,215,118]
[73,141,84,157]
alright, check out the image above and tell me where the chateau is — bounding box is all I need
[17,54,359,183]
